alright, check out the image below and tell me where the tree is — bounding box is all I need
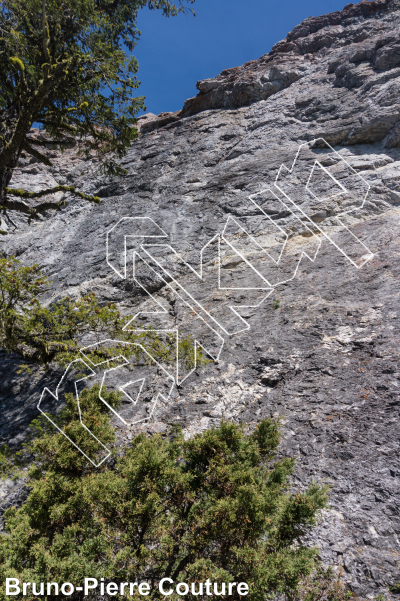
[0,256,121,365]
[0,384,328,601]
[0,0,195,230]
[0,256,208,369]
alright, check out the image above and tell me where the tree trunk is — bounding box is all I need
[0,105,23,207]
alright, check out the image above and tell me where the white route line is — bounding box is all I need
[128,251,226,384]
[80,339,176,425]
[274,139,374,269]
[106,216,168,280]
[37,359,112,468]
[248,187,324,287]
[39,138,375,465]
[119,378,145,404]
[139,243,272,337]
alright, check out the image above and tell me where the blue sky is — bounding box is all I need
[134,0,350,116]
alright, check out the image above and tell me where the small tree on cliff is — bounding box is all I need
[0,256,208,368]
[0,0,194,229]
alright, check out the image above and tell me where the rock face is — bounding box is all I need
[1,0,400,597]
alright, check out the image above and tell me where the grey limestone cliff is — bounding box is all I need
[1,0,400,597]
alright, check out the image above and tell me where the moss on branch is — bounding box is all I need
[5,185,101,203]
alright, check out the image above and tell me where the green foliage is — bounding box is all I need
[1,0,195,161]
[272,299,281,310]
[0,384,328,600]
[0,444,24,479]
[0,255,122,365]
[28,383,123,475]
[0,0,195,217]
[287,566,352,601]
[0,256,209,369]
[4,184,101,203]
[389,583,400,594]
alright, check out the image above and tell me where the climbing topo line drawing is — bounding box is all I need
[38,138,374,464]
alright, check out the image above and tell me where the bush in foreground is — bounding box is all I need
[0,385,328,600]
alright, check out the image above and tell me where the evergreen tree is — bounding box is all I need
[0,256,207,369]
[0,386,328,600]
[0,0,194,230]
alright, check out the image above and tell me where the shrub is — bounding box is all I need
[0,385,328,600]
[0,256,208,370]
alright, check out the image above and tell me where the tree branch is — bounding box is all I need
[25,137,75,147]
[1,185,100,225]
[38,119,78,135]
[0,196,61,217]
[0,58,76,170]
[42,0,50,63]
[22,141,52,166]
[5,185,100,202]
[4,211,18,229]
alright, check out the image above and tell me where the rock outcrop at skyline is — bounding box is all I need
[1,0,400,597]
